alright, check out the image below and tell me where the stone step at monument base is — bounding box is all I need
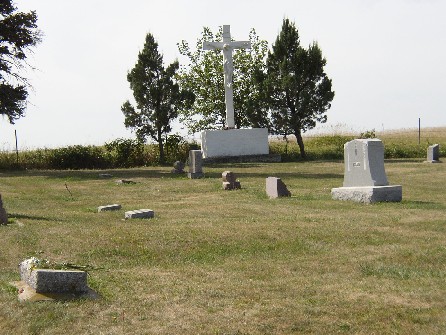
[203,154,281,164]
[124,209,155,219]
[331,185,402,204]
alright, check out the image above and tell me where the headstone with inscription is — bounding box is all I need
[331,139,402,203]
[188,150,204,179]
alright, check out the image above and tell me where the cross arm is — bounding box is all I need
[203,41,224,50]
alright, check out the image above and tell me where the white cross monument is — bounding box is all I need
[203,25,250,129]
[200,25,269,159]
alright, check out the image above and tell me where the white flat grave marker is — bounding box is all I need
[125,209,155,219]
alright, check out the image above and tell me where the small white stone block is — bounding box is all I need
[124,209,154,219]
[331,185,402,204]
[97,204,122,212]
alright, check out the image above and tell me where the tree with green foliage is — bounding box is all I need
[0,0,40,123]
[122,33,194,164]
[265,19,334,158]
[177,27,269,133]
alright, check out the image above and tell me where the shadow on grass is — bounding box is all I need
[401,200,445,210]
[0,168,172,180]
[9,213,54,222]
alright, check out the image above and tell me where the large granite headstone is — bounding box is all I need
[188,150,204,179]
[331,139,402,203]
[426,144,440,163]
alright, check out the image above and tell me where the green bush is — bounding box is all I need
[48,145,110,170]
[104,138,145,168]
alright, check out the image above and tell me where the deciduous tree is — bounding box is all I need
[0,0,40,123]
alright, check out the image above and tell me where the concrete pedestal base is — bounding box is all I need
[331,185,402,204]
[201,128,269,158]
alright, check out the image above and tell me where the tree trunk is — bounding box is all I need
[157,131,165,164]
[294,129,306,159]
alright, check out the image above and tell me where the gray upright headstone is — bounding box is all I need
[343,139,388,187]
[332,139,402,203]
[188,150,204,179]
[426,144,440,163]
[266,177,291,199]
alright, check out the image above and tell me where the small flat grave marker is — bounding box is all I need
[97,204,122,212]
[124,209,155,219]
[115,179,137,184]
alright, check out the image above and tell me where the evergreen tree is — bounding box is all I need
[177,27,269,133]
[266,19,334,158]
[122,33,193,164]
[0,0,40,123]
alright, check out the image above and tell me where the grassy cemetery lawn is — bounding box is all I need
[0,160,445,334]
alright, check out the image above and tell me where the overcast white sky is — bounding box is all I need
[1,0,445,150]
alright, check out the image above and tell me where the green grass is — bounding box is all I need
[0,161,446,334]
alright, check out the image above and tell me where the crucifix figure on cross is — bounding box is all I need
[203,25,251,129]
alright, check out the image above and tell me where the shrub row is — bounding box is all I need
[0,137,200,170]
[0,135,443,170]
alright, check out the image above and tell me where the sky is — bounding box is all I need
[1,0,445,150]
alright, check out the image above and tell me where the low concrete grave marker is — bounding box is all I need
[331,139,402,203]
[222,171,241,190]
[188,150,204,179]
[125,209,155,219]
[115,179,137,184]
[425,144,440,163]
[99,173,113,178]
[14,258,98,302]
[266,177,291,199]
[97,204,122,212]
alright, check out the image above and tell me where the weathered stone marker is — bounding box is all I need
[171,161,185,174]
[426,144,440,163]
[266,177,291,199]
[331,139,402,203]
[124,209,155,219]
[0,194,7,225]
[19,258,88,294]
[97,204,122,212]
[222,171,241,190]
[188,150,204,179]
